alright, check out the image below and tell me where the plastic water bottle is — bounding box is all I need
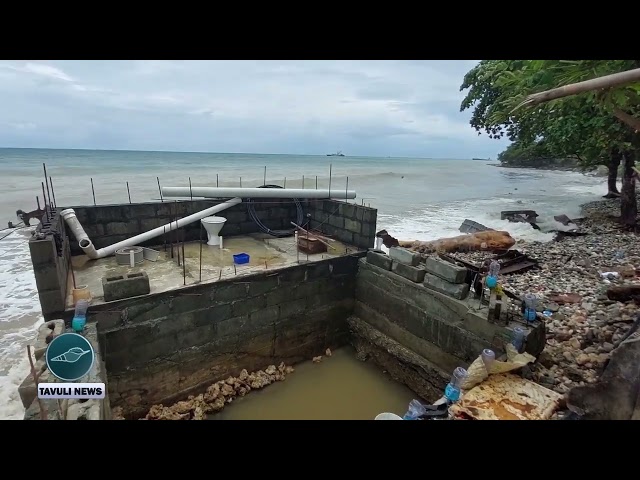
[481,349,495,370]
[512,326,525,353]
[402,399,426,420]
[444,367,468,403]
[523,293,537,322]
[72,299,89,333]
[485,260,500,289]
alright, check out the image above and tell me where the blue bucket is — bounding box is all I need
[233,253,250,265]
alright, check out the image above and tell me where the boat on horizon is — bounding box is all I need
[327,151,345,157]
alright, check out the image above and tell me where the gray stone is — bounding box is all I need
[102,271,151,302]
[389,247,420,267]
[392,262,426,283]
[423,273,469,300]
[366,251,392,270]
[33,319,65,360]
[425,256,467,284]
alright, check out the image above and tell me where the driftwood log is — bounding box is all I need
[607,285,640,302]
[398,230,516,254]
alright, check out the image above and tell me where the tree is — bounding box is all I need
[460,60,640,227]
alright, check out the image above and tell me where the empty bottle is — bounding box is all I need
[72,299,89,333]
[485,260,500,289]
[481,349,495,369]
[512,326,525,353]
[523,293,537,322]
[444,367,468,403]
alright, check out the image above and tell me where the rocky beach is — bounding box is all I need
[452,194,640,398]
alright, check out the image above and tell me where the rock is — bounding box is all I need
[603,342,614,352]
[549,293,582,305]
[312,356,323,363]
[537,351,554,368]
[576,354,590,366]
[143,363,295,420]
[325,348,332,357]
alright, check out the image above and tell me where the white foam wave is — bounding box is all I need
[0,227,42,420]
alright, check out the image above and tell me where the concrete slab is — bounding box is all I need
[66,233,356,308]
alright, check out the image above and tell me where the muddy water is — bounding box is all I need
[211,347,417,420]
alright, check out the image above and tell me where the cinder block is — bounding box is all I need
[344,218,361,234]
[29,238,56,266]
[102,272,150,302]
[392,262,426,283]
[425,256,468,284]
[423,273,469,300]
[389,247,420,267]
[366,250,392,270]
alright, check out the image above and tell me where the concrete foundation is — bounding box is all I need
[23,197,554,420]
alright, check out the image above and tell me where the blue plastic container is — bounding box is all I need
[485,275,497,289]
[71,316,86,333]
[233,253,250,265]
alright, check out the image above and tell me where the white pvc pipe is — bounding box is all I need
[161,187,356,200]
[60,197,242,259]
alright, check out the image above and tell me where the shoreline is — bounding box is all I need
[452,193,638,411]
[492,163,594,174]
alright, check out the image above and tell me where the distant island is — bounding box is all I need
[472,157,491,161]
[327,151,345,157]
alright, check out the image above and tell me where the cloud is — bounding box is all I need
[0,60,508,158]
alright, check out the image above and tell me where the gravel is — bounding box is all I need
[451,194,640,397]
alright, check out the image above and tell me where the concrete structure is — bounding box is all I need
[351,255,545,402]
[24,196,547,420]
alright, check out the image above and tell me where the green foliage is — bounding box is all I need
[496,140,579,169]
[460,60,640,169]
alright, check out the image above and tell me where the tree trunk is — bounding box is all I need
[605,149,621,197]
[620,150,637,229]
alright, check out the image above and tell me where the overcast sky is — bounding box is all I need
[0,60,509,158]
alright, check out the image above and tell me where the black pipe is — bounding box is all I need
[199,222,203,283]
[43,163,52,209]
[157,177,164,202]
[127,182,132,203]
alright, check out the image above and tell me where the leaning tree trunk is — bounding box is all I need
[605,148,622,197]
[620,150,637,229]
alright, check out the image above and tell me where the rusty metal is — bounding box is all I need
[450,373,563,420]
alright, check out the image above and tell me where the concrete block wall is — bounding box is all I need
[356,259,502,368]
[64,199,307,254]
[29,214,71,320]
[91,253,363,418]
[307,200,377,250]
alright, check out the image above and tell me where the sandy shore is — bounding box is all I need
[452,194,639,398]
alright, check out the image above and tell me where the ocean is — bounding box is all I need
[0,147,608,419]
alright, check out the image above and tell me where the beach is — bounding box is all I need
[0,148,627,419]
[453,194,640,399]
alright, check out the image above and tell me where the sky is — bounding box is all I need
[0,60,509,158]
